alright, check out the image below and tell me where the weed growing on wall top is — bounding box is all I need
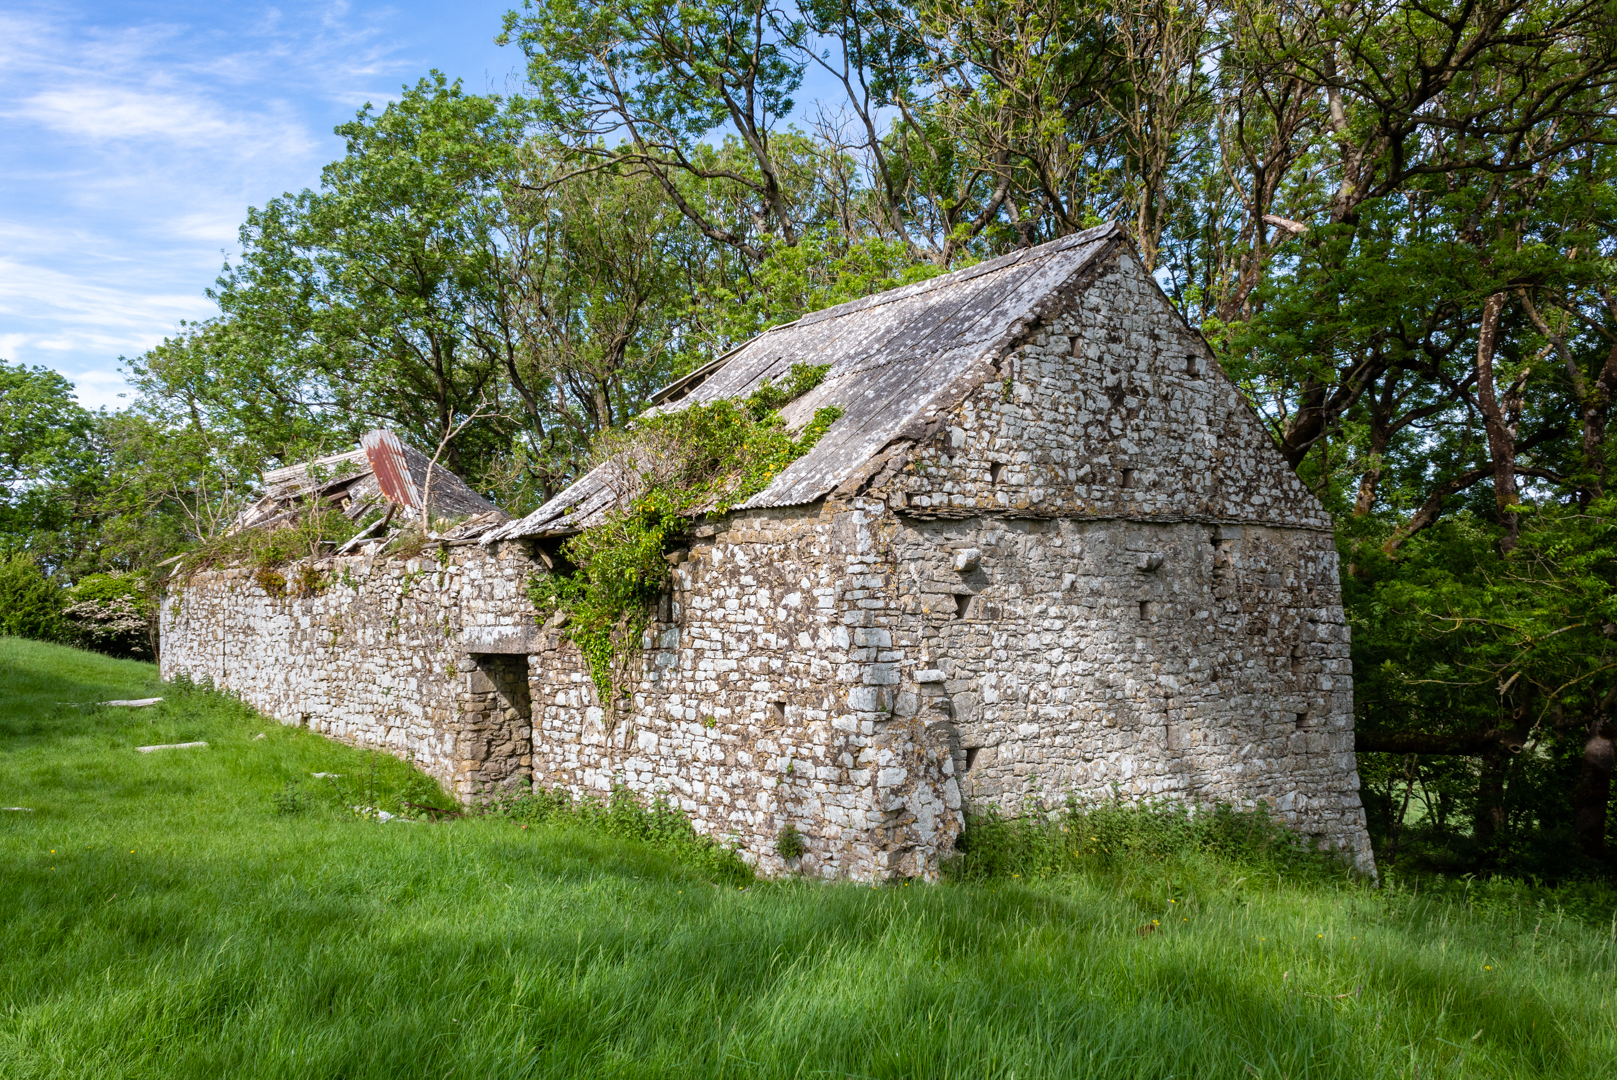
[528,364,843,705]
[176,505,365,580]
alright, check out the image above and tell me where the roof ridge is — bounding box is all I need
[795,221,1122,328]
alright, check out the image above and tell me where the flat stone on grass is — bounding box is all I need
[135,741,208,754]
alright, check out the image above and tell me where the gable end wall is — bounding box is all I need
[901,251,1330,529]
[882,251,1371,869]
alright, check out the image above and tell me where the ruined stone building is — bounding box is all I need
[161,222,1374,879]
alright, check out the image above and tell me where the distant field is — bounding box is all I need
[1,636,1613,1079]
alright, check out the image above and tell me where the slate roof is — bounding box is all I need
[483,221,1125,543]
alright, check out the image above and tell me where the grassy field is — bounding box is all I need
[2,636,1614,1079]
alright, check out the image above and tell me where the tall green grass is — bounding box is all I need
[2,636,1614,1079]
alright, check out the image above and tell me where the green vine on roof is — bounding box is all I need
[527,363,843,707]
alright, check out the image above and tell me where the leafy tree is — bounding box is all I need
[502,0,812,257]
[0,361,98,563]
[495,154,698,503]
[705,227,945,343]
[212,74,530,481]
[0,553,67,642]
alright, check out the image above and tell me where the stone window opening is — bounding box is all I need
[1139,599,1152,620]
[988,462,1004,485]
[954,593,973,619]
[769,700,786,725]
[964,746,981,772]
[527,536,575,575]
[1295,712,1308,730]
[1120,468,1136,488]
[1186,354,1203,378]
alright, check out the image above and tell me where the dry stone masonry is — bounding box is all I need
[162,223,1375,880]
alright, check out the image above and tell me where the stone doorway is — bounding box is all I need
[454,653,533,802]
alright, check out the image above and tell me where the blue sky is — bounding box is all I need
[1,1,524,410]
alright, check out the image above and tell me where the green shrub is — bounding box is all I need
[774,823,806,861]
[62,571,152,659]
[0,553,67,642]
[178,505,362,579]
[271,781,306,816]
[528,363,843,703]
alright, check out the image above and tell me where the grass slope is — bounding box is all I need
[1,636,1614,1079]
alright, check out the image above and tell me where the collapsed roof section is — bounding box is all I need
[233,429,507,542]
[483,222,1126,543]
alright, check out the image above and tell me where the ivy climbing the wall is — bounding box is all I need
[527,364,844,705]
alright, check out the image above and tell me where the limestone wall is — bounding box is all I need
[159,545,538,798]
[901,250,1332,530]
[158,522,964,880]
[885,247,1372,869]
[883,515,1370,869]
[159,503,1368,876]
[527,500,962,881]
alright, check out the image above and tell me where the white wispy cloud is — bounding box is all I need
[16,86,310,157]
[0,0,493,409]
[0,256,213,329]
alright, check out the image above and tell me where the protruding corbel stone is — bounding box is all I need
[953,549,981,573]
[1134,552,1165,573]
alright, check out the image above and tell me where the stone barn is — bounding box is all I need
[161,222,1373,879]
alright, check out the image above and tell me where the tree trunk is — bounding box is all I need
[1473,747,1509,857]
[1353,400,1393,516]
[1473,292,1522,550]
[1569,717,1614,862]
[1383,753,1418,866]
[1582,337,1617,501]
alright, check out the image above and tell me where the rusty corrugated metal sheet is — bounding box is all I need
[363,429,421,510]
[484,223,1124,543]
